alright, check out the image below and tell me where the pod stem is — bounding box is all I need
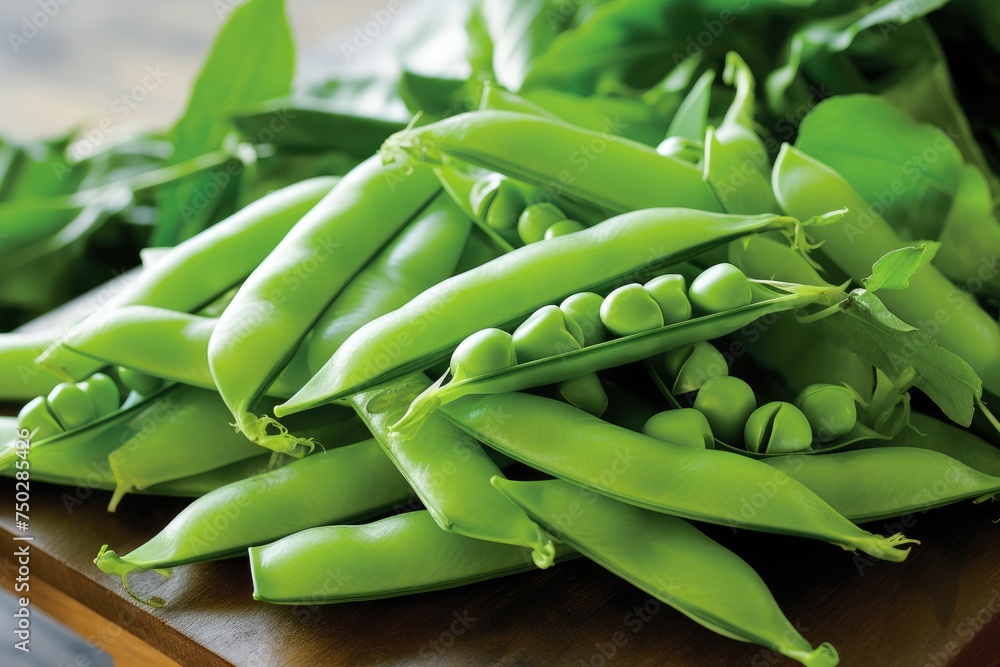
[237,414,315,458]
[782,642,841,667]
[853,532,921,563]
[94,545,171,608]
[389,375,447,433]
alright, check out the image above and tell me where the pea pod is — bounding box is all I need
[105,385,282,512]
[0,331,65,400]
[95,438,411,606]
[208,157,441,457]
[36,177,338,382]
[765,448,1000,523]
[442,392,917,562]
[381,110,722,214]
[306,192,471,373]
[60,307,310,398]
[773,144,1000,393]
[280,209,825,414]
[493,478,839,667]
[393,282,839,430]
[348,374,556,568]
[249,511,576,605]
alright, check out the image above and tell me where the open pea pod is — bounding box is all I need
[644,361,907,460]
[494,478,839,667]
[442,392,916,562]
[396,282,842,430]
[279,208,837,415]
[249,510,578,605]
[0,331,66,401]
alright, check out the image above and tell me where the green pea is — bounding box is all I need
[17,396,62,442]
[543,219,585,240]
[47,383,97,430]
[558,374,608,417]
[644,275,692,325]
[559,292,610,347]
[518,203,566,245]
[795,384,858,442]
[693,376,756,444]
[689,263,753,314]
[642,409,714,449]
[471,174,526,231]
[513,306,584,362]
[450,329,518,383]
[663,342,729,394]
[600,284,664,337]
[78,373,120,418]
[117,367,164,396]
[745,402,814,454]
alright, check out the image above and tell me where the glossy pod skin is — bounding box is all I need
[95,438,412,606]
[765,447,1000,523]
[208,156,441,457]
[249,511,575,605]
[35,177,338,382]
[61,307,311,398]
[280,209,810,413]
[441,392,916,562]
[347,374,556,568]
[381,111,722,214]
[305,192,471,374]
[0,331,65,400]
[105,385,282,512]
[494,478,839,667]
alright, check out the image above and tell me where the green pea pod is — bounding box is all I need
[859,412,1000,478]
[249,511,576,605]
[58,307,309,398]
[347,374,556,568]
[36,177,338,382]
[105,385,281,512]
[95,438,411,606]
[394,283,840,430]
[306,192,471,374]
[0,331,65,401]
[208,157,441,457]
[766,447,1000,523]
[280,209,822,414]
[380,110,721,214]
[442,392,916,562]
[773,144,1000,393]
[493,478,839,667]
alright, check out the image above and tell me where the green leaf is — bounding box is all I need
[862,243,938,293]
[155,0,295,245]
[817,290,982,426]
[796,94,964,239]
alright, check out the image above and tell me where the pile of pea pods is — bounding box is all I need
[5,4,1000,666]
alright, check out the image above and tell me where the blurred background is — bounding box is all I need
[0,0,390,140]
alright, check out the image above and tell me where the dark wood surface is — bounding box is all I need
[2,478,1000,666]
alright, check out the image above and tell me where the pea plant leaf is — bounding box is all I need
[814,290,982,426]
[154,0,295,245]
[862,243,939,293]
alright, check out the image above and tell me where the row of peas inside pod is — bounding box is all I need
[16,367,164,442]
[441,262,768,421]
[469,172,585,246]
[653,336,860,453]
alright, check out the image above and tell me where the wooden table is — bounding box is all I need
[2,477,1000,666]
